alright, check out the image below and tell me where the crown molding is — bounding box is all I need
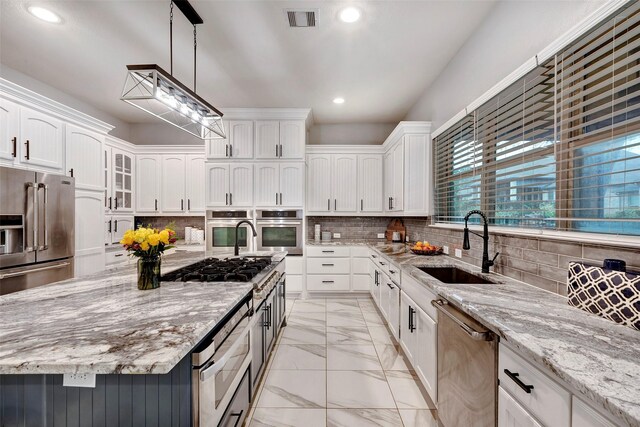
[0,78,114,135]
[306,144,385,154]
[220,107,313,127]
[381,121,432,151]
[133,144,205,154]
[105,135,138,152]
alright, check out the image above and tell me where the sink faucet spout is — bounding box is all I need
[463,210,499,274]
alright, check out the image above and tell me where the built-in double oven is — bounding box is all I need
[206,210,254,254]
[255,210,303,256]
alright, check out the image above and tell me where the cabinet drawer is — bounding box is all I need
[286,275,303,293]
[350,246,370,257]
[351,257,369,274]
[307,275,350,291]
[370,252,387,270]
[307,246,350,257]
[105,249,127,265]
[401,273,438,321]
[307,257,350,274]
[499,345,570,427]
[386,263,401,282]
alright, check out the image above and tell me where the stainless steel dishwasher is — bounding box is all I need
[431,299,497,427]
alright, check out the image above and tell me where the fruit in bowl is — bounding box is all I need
[410,241,443,255]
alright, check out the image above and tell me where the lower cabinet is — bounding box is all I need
[306,246,374,293]
[104,215,134,245]
[75,189,105,277]
[572,396,617,427]
[219,368,251,427]
[498,386,543,427]
[377,271,400,339]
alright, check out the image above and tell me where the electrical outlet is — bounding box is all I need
[455,248,462,258]
[333,233,341,239]
[377,233,385,239]
[63,373,96,388]
[443,245,449,254]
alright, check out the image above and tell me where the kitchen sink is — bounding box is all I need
[418,267,495,284]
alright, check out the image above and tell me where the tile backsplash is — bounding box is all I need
[135,216,205,239]
[403,217,640,296]
[307,216,640,296]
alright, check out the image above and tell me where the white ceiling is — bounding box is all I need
[0,0,496,125]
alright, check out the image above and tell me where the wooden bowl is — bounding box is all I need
[409,247,444,256]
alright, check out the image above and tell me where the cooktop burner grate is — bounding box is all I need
[161,257,272,283]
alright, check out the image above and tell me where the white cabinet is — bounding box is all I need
[75,189,105,277]
[498,387,543,427]
[207,120,253,159]
[403,134,429,215]
[111,149,134,212]
[205,163,253,208]
[104,215,134,245]
[307,154,332,212]
[414,304,437,401]
[254,163,304,207]
[400,291,418,362]
[256,120,305,159]
[572,397,616,427]
[0,98,20,163]
[161,155,187,213]
[358,154,383,212]
[136,154,161,212]
[65,124,104,191]
[333,154,358,212]
[384,141,404,212]
[185,154,206,213]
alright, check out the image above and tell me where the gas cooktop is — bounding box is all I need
[161,257,272,283]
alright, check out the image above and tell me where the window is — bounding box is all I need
[434,1,640,236]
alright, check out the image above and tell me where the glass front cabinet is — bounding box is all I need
[104,146,134,213]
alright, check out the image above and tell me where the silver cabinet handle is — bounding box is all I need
[431,300,494,341]
[38,183,48,250]
[0,262,70,279]
[26,183,37,252]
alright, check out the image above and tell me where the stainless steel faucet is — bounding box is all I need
[463,210,500,274]
[234,220,257,256]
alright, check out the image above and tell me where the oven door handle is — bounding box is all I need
[199,323,251,382]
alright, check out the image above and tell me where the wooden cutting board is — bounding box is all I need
[385,218,406,242]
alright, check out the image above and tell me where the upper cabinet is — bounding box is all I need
[206,163,253,208]
[186,154,206,213]
[256,120,305,160]
[333,154,358,212]
[65,124,104,191]
[207,120,254,159]
[306,154,333,212]
[161,155,187,213]
[358,154,383,212]
[254,162,304,208]
[0,99,64,173]
[136,154,161,213]
[385,141,404,212]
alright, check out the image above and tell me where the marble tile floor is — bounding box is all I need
[246,297,439,427]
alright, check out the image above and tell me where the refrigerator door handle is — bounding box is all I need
[38,183,49,250]
[0,262,71,280]
[25,182,37,252]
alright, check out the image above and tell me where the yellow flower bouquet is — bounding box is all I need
[120,226,177,290]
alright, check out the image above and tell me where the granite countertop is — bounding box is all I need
[306,238,388,246]
[0,250,286,375]
[368,242,640,427]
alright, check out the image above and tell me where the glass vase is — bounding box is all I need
[137,256,161,290]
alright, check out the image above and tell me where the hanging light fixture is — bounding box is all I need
[121,0,225,139]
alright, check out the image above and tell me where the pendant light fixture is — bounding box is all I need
[121,0,225,139]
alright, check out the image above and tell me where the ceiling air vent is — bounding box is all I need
[285,9,318,28]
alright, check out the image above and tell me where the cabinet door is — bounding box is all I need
[205,163,230,207]
[572,397,616,427]
[186,155,206,213]
[206,120,229,158]
[161,155,186,213]
[389,283,400,339]
[104,146,112,212]
[392,142,404,211]
[403,134,428,214]
[229,121,254,159]
[136,155,161,212]
[384,150,394,212]
[379,273,391,320]
[358,154,383,212]
[255,121,279,159]
[498,387,543,427]
[20,107,63,171]
[112,216,134,244]
[65,125,103,190]
[229,164,253,207]
[307,154,333,212]
[279,120,305,159]
[280,163,304,207]
[333,154,358,212]
[400,291,418,364]
[112,150,134,212]
[0,98,20,163]
[415,306,437,402]
[254,163,279,207]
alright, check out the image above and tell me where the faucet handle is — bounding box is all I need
[489,252,500,266]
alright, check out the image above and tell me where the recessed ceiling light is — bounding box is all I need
[339,7,361,23]
[333,97,345,104]
[28,6,61,23]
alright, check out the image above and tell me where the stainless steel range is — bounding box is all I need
[162,255,286,427]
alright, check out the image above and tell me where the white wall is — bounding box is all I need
[0,63,131,140]
[309,123,397,145]
[128,122,204,146]
[404,0,606,131]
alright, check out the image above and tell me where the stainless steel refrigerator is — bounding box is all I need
[0,166,75,295]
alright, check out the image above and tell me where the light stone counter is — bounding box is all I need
[0,250,285,375]
[367,242,639,427]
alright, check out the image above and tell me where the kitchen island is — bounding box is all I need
[0,250,287,426]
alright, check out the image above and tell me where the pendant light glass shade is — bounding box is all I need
[121,64,225,139]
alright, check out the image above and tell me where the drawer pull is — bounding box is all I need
[322,250,334,253]
[114,253,124,257]
[380,261,386,265]
[371,255,377,258]
[322,280,334,283]
[389,269,396,274]
[387,282,395,289]
[322,263,334,267]
[504,369,534,394]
